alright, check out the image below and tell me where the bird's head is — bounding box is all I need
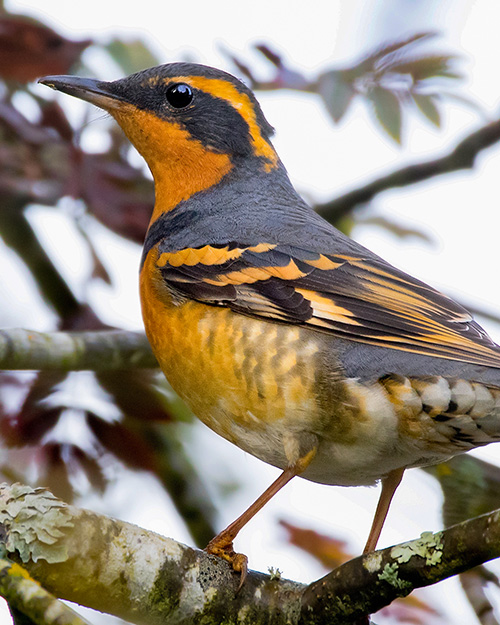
[39,63,278,216]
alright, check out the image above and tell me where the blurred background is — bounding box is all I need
[2,0,500,623]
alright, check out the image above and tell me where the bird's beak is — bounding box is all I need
[38,75,125,111]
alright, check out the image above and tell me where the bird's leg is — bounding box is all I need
[363,467,405,554]
[206,448,316,586]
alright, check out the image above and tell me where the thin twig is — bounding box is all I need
[316,118,500,222]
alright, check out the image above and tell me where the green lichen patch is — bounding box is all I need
[391,531,444,566]
[378,562,412,591]
[0,483,74,564]
[267,567,282,581]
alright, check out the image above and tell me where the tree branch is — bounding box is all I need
[300,514,500,624]
[0,483,305,625]
[316,118,500,222]
[0,328,157,371]
[2,482,500,624]
[0,558,90,625]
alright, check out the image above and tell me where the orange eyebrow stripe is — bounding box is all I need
[173,75,279,170]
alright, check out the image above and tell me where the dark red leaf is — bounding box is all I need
[0,100,52,144]
[40,101,74,142]
[39,442,107,501]
[87,413,157,472]
[59,304,110,332]
[223,52,257,84]
[255,44,283,68]
[89,242,113,284]
[280,519,353,568]
[38,442,74,501]
[0,16,90,83]
[96,369,174,422]
[70,444,107,493]
[1,371,66,445]
[77,151,154,243]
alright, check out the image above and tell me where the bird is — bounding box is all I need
[39,63,500,582]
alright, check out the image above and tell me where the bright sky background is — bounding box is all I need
[5,1,500,623]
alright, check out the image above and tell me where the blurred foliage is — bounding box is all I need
[1,5,500,624]
[105,38,161,76]
[426,455,500,527]
[225,32,465,143]
[0,13,90,82]
[425,456,500,625]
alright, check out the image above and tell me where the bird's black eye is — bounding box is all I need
[166,83,193,108]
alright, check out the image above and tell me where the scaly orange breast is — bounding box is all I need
[139,250,327,465]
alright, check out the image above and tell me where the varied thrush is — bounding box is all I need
[40,63,500,581]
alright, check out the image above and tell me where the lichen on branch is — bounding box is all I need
[1,483,500,624]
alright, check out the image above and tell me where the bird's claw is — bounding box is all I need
[205,537,248,590]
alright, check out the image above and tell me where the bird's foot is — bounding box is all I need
[205,534,248,590]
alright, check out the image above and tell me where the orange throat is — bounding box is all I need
[110,105,233,224]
